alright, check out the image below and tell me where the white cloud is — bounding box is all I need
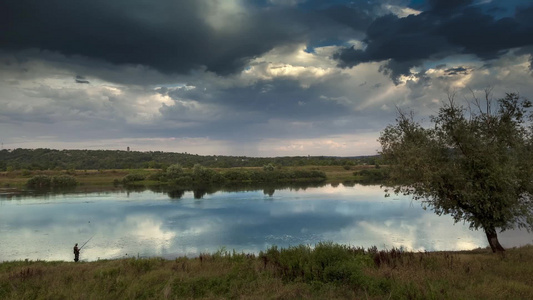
[383,4,422,18]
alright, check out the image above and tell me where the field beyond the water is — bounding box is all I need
[1,244,532,299]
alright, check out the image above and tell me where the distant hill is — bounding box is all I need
[0,148,380,171]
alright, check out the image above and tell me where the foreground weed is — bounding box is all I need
[1,245,532,299]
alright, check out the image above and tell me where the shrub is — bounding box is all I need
[260,242,372,284]
[148,171,167,182]
[354,168,389,183]
[26,175,52,188]
[51,175,78,187]
[27,175,78,188]
[222,169,251,182]
[166,164,184,179]
[192,164,225,184]
[172,174,194,186]
[263,163,275,172]
[122,173,146,184]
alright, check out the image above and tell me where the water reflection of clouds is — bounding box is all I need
[1,185,532,262]
[326,213,486,252]
[287,183,390,199]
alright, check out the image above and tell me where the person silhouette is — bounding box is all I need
[73,243,80,262]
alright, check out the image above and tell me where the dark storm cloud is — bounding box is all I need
[0,0,309,75]
[335,0,533,83]
[0,0,391,78]
[427,0,473,14]
[317,1,377,31]
[444,66,469,76]
[75,75,90,84]
[149,76,388,142]
[157,78,352,138]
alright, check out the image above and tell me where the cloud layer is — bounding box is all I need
[335,0,533,83]
[1,0,532,156]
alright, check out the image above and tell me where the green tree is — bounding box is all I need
[263,163,275,172]
[379,92,533,252]
[166,163,184,179]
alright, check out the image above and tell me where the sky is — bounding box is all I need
[1,0,533,157]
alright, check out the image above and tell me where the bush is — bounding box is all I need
[222,169,251,182]
[192,164,225,184]
[27,175,78,188]
[172,174,194,186]
[26,175,52,188]
[148,171,167,182]
[166,164,184,179]
[263,163,275,172]
[51,175,78,187]
[260,242,372,284]
[354,168,389,184]
[122,173,146,184]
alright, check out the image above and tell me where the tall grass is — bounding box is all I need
[1,244,532,299]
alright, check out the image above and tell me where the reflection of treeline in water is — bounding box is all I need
[149,181,330,199]
[0,181,331,200]
[0,148,380,171]
[119,164,327,189]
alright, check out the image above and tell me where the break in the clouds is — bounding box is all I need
[1,0,533,156]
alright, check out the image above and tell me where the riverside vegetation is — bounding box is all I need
[0,148,384,190]
[0,164,386,190]
[1,243,532,299]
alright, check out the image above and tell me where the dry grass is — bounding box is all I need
[1,245,532,299]
[0,169,144,188]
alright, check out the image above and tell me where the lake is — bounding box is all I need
[1,184,531,262]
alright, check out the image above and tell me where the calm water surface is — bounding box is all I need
[1,184,531,262]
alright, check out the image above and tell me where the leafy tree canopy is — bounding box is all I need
[380,92,533,252]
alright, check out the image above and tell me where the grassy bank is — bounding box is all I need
[0,165,376,190]
[1,244,532,299]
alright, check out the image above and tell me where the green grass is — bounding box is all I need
[1,244,532,299]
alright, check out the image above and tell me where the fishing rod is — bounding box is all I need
[79,234,95,250]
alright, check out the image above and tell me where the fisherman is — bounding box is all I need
[73,243,80,262]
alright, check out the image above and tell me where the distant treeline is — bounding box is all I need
[120,164,327,188]
[0,148,380,171]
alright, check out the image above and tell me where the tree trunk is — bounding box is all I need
[484,226,505,253]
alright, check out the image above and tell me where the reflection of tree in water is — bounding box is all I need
[153,182,329,199]
[331,182,340,188]
[167,189,185,199]
[193,189,206,199]
[263,187,275,197]
[342,181,356,187]
[2,181,331,200]
[192,186,219,199]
